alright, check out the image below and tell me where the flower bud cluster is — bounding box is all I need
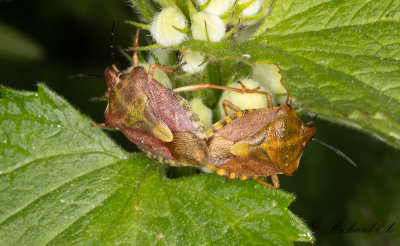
[151,1,270,45]
[149,1,272,73]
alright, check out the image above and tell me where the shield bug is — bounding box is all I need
[93,30,265,167]
[92,30,209,167]
[206,95,356,188]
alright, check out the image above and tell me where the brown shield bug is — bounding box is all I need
[206,92,356,188]
[93,30,265,167]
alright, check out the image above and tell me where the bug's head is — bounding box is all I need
[301,123,316,140]
[279,103,316,140]
[301,114,317,139]
[104,65,121,97]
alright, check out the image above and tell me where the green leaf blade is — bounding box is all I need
[48,172,313,246]
[0,84,129,245]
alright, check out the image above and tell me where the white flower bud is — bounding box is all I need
[189,98,213,130]
[150,7,188,46]
[191,12,226,42]
[251,63,286,104]
[181,51,207,73]
[195,0,236,16]
[195,0,207,4]
[218,79,272,117]
[239,0,264,17]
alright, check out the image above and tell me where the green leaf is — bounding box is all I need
[127,0,159,23]
[154,0,176,8]
[174,0,400,149]
[0,84,313,245]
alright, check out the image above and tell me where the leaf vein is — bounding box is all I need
[348,0,374,25]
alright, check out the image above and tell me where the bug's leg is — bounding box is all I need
[224,177,232,183]
[254,178,275,188]
[221,100,242,117]
[174,82,273,108]
[174,83,268,96]
[174,84,253,94]
[148,62,187,81]
[111,64,120,73]
[237,81,273,108]
[148,64,175,77]
[134,29,186,77]
[254,175,280,189]
[148,60,188,78]
[285,97,292,105]
[132,29,140,67]
[271,175,280,188]
[91,123,106,128]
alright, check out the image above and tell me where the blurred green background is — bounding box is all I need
[1,1,399,245]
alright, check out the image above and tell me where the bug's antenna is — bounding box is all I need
[69,21,117,80]
[110,18,116,65]
[307,114,318,127]
[312,138,357,167]
[312,114,318,122]
[67,73,103,79]
[89,96,108,102]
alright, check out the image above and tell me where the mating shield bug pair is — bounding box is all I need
[93,30,263,167]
